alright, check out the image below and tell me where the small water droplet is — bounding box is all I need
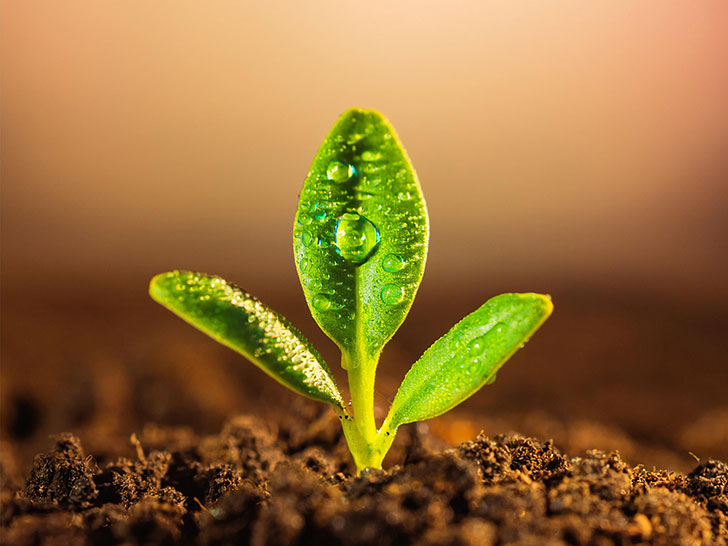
[327,161,354,183]
[347,132,364,145]
[381,284,404,305]
[299,258,311,272]
[298,214,313,225]
[313,210,327,222]
[312,293,333,311]
[381,253,405,272]
[301,230,317,248]
[361,150,382,161]
[334,212,380,265]
[466,336,486,356]
[361,164,381,174]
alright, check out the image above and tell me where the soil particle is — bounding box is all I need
[2,413,727,546]
[23,433,98,510]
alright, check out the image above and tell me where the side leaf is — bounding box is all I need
[382,293,553,430]
[293,108,428,366]
[149,271,345,411]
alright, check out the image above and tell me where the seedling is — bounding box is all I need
[149,108,553,471]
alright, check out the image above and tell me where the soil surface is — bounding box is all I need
[2,403,727,546]
[2,287,728,544]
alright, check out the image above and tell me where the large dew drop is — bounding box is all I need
[380,284,404,305]
[334,212,380,265]
[312,293,333,311]
[381,253,405,272]
[327,161,354,183]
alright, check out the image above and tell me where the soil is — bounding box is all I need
[1,402,727,546]
[2,287,728,545]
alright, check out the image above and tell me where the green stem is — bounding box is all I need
[345,351,378,443]
[340,415,397,472]
[340,349,398,472]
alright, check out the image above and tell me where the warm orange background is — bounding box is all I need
[2,2,727,469]
[3,1,727,297]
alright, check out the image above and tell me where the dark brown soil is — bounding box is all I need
[2,404,726,546]
[2,287,727,545]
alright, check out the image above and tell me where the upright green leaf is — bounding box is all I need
[382,293,553,430]
[149,271,344,411]
[293,108,429,366]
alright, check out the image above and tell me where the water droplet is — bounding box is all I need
[381,253,405,272]
[361,164,381,174]
[327,161,354,183]
[313,209,327,222]
[312,293,332,311]
[466,336,486,356]
[298,214,313,225]
[347,133,364,145]
[381,284,404,305]
[334,212,380,265]
[301,230,317,248]
[361,150,382,161]
[299,258,310,272]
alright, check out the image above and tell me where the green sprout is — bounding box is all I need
[149,108,553,471]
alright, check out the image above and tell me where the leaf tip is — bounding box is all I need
[338,107,389,128]
[519,293,554,323]
[149,270,182,304]
[535,293,554,316]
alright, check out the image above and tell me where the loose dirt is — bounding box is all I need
[2,405,726,545]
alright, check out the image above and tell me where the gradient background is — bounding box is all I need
[2,2,728,471]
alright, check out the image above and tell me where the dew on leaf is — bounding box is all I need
[327,161,355,182]
[313,209,327,222]
[301,230,317,248]
[381,253,405,272]
[380,284,404,305]
[334,212,380,265]
[466,336,486,356]
[347,132,364,145]
[312,293,333,311]
[361,150,382,161]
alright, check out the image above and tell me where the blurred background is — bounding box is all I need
[2,1,727,472]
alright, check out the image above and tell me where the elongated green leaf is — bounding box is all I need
[149,271,344,410]
[294,108,428,366]
[383,293,553,430]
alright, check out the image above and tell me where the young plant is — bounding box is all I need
[149,108,553,471]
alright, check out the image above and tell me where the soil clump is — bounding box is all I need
[2,408,726,545]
